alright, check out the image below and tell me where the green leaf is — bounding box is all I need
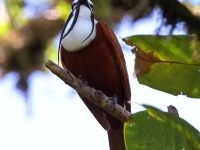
[124,35,200,98]
[125,111,177,150]
[125,106,200,150]
[143,105,200,149]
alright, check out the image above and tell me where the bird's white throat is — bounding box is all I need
[61,5,97,52]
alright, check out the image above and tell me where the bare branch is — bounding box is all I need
[45,60,132,123]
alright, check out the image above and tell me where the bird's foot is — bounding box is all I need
[108,95,117,109]
[78,75,88,87]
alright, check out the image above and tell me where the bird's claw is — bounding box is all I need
[78,75,88,87]
[108,95,117,109]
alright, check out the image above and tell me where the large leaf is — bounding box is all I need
[143,105,200,149]
[123,35,200,98]
[125,105,200,150]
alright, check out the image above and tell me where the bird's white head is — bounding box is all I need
[59,0,96,52]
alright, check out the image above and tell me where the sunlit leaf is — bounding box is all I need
[125,112,178,150]
[125,106,200,150]
[143,104,200,149]
[124,35,200,98]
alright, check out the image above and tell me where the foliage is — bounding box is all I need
[124,35,200,98]
[0,0,67,92]
[125,105,200,150]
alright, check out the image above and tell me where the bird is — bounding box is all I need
[59,0,131,149]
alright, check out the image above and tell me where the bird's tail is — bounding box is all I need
[107,123,126,150]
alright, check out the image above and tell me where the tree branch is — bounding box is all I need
[45,60,132,123]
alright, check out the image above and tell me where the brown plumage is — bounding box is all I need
[61,20,131,150]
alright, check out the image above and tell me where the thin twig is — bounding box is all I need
[45,60,132,123]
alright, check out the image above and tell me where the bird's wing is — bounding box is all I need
[98,20,131,111]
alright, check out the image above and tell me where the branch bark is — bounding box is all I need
[45,60,132,123]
